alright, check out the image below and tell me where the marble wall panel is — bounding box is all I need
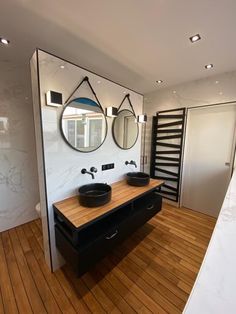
[0,61,39,232]
[32,50,143,270]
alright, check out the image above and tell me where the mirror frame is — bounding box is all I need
[112,109,139,150]
[59,97,108,153]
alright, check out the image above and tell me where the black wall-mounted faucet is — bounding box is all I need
[90,167,98,173]
[125,160,137,168]
[81,168,95,179]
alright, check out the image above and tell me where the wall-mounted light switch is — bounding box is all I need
[102,163,115,171]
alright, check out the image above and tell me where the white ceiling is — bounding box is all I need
[1,0,236,93]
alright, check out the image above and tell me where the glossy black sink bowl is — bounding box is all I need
[78,183,112,207]
[126,172,150,187]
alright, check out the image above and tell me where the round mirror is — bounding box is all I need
[60,97,107,152]
[112,109,139,149]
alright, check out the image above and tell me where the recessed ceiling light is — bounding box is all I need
[215,80,219,84]
[173,90,177,94]
[156,80,163,84]
[60,65,65,69]
[205,64,213,69]
[189,34,201,43]
[123,91,126,94]
[97,80,101,84]
[0,37,10,45]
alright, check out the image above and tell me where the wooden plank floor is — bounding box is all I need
[0,203,216,313]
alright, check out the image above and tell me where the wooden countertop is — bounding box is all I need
[53,179,163,229]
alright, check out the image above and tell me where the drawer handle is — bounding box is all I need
[147,204,154,210]
[105,230,118,240]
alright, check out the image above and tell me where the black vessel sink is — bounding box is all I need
[78,183,112,207]
[126,172,150,187]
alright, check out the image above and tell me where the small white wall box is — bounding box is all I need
[46,91,63,107]
[105,106,118,117]
[137,114,147,123]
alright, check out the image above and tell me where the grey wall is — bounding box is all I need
[0,61,39,232]
[143,70,236,174]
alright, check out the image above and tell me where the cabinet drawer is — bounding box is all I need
[133,191,162,220]
[55,225,79,273]
[55,219,130,276]
[54,203,132,247]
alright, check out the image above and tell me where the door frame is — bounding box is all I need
[179,101,236,208]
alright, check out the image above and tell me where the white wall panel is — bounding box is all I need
[32,50,143,270]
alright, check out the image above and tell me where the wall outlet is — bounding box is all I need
[102,163,115,171]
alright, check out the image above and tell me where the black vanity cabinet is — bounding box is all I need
[54,184,162,276]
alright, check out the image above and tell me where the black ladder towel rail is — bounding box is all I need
[150,108,186,202]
